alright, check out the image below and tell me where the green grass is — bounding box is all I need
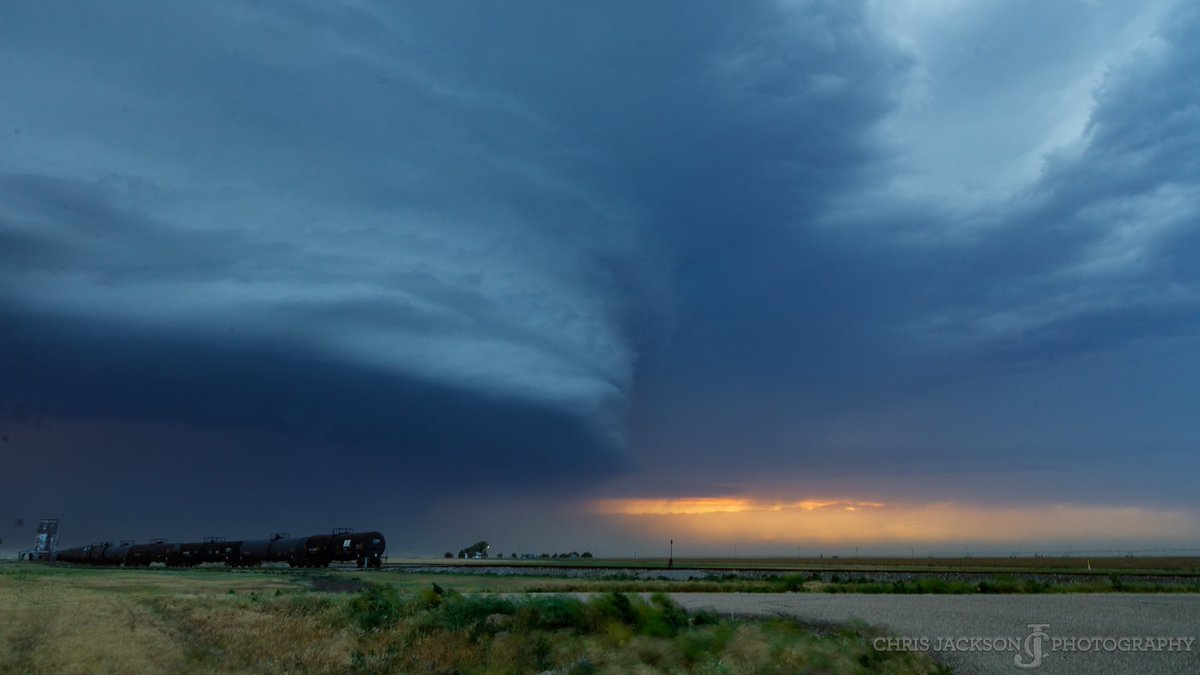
[360,567,1200,595]
[9,560,1192,597]
[339,586,949,674]
[390,555,1200,577]
[0,563,948,674]
[1,558,1195,673]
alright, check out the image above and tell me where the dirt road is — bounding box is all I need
[668,593,1200,675]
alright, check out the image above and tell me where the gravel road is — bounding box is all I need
[667,593,1200,675]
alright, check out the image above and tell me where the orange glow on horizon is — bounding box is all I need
[591,496,1200,545]
[594,497,885,516]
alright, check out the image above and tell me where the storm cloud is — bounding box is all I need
[2,0,1198,554]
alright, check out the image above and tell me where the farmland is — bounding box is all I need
[0,561,945,674]
[2,556,1196,673]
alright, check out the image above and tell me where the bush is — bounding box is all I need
[341,585,954,672]
[512,595,585,631]
[629,593,690,638]
[347,585,403,631]
[581,592,637,631]
[776,573,810,592]
[423,592,515,632]
[978,575,1027,594]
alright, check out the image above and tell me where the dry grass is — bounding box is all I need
[398,556,1200,576]
[0,565,348,674]
[0,582,182,674]
[0,563,948,674]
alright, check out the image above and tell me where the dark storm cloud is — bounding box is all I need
[896,3,1200,358]
[0,1,651,425]
[2,0,1198,552]
[0,1,660,547]
[0,306,627,549]
[621,1,1200,507]
[0,1,908,442]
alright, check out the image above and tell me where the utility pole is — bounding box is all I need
[668,539,674,569]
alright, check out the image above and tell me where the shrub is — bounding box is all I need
[512,595,585,631]
[630,593,689,638]
[429,593,515,632]
[580,592,636,631]
[347,585,403,631]
[776,573,810,592]
[978,575,1025,594]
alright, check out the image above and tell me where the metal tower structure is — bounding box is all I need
[18,518,59,561]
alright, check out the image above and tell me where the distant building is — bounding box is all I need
[18,518,59,561]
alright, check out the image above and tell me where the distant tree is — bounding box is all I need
[457,541,489,558]
[444,552,453,559]
[511,552,518,559]
[581,552,593,558]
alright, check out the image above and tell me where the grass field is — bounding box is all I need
[3,557,1195,673]
[0,562,948,674]
[398,556,1200,576]
[377,556,1200,595]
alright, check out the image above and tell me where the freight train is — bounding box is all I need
[53,529,386,569]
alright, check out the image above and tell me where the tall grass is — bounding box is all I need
[521,572,1200,595]
[0,566,949,674]
[340,586,947,674]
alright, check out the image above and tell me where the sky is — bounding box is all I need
[2,0,1198,558]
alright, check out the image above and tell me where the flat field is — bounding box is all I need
[2,557,1195,673]
[381,556,1200,595]
[0,561,947,674]
[397,555,1200,576]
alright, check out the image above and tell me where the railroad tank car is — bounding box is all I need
[51,529,385,568]
[352,531,387,569]
[87,542,111,564]
[55,546,83,563]
[126,543,153,566]
[143,541,180,566]
[238,536,277,567]
[271,536,310,566]
[177,538,237,567]
[200,535,237,562]
[305,531,386,568]
[103,542,134,565]
[73,544,88,563]
[216,540,243,567]
[178,541,208,566]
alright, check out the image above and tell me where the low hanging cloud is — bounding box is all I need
[3,1,1199,550]
[0,2,649,425]
[0,0,911,440]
